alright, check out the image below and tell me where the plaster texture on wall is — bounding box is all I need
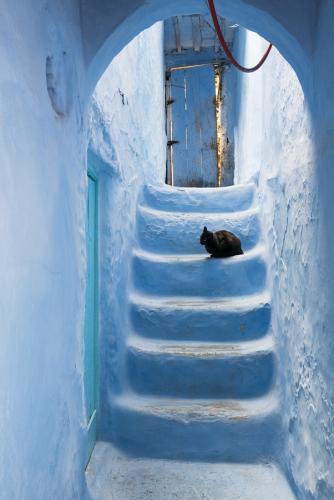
[1,10,165,497]
[234,28,334,499]
[87,23,166,439]
[0,1,90,499]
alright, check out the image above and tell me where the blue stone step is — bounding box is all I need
[126,335,275,398]
[142,183,255,213]
[129,292,271,341]
[132,247,267,298]
[107,393,280,462]
[136,205,260,254]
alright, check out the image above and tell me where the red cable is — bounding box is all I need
[208,0,273,73]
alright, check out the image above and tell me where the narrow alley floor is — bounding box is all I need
[86,442,294,500]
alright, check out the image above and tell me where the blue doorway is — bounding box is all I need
[85,169,98,464]
[166,64,219,187]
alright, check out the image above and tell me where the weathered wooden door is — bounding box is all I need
[85,170,98,464]
[166,64,218,187]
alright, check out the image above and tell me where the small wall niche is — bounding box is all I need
[46,50,75,117]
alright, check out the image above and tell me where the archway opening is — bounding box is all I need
[84,3,316,498]
[83,0,312,103]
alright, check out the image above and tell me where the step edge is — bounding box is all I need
[144,182,256,195]
[138,203,259,219]
[132,244,266,264]
[127,333,275,358]
[112,392,280,422]
[129,291,271,311]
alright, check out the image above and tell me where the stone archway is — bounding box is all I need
[80,0,316,100]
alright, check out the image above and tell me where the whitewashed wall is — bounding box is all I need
[0,1,90,498]
[88,23,166,443]
[234,27,334,498]
[0,4,165,497]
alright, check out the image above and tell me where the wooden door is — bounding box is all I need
[166,65,218,187]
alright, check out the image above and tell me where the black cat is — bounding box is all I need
[200,226,244,258]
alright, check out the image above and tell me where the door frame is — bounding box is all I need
[85,165,99,466]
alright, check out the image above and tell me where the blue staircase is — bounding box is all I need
[110,182,280,461]
[87,183,294,499]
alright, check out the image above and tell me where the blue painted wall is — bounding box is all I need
[0,9,165,499]
[88,22,166,446]
[234,22,334,498]
[0,1,88,498]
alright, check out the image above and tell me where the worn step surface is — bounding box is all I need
[86,442,295,500]
[105,393,280,461]
[132,247,267,297]
[141,182,256,213]
[129,292,271,341]
[126,335,275,398]
[137,204,260,254]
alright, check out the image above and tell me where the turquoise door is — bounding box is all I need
[85,171,98,464]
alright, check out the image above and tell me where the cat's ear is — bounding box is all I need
[203,226,208,233]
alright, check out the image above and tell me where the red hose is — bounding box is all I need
[208,0,273,73]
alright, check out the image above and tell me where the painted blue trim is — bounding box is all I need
[85,169,99,466]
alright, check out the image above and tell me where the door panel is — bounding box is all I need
[168,65,217,187]
[85,172,97,463]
